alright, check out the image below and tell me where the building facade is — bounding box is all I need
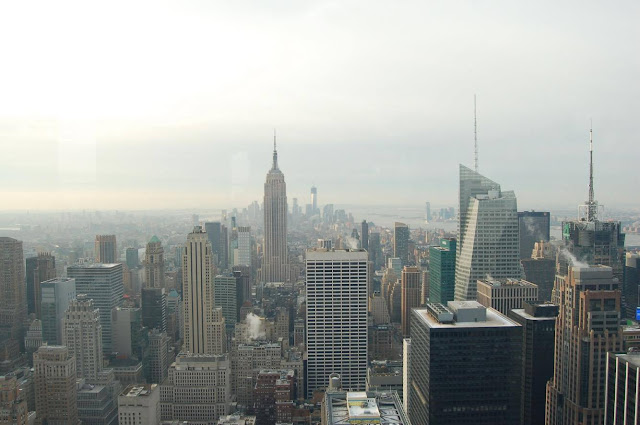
[605,350,640,425]
[25,252,56,319]
[62,295,103,381]
[428,238,456,304]
[306,249,368,394]
[95,235,118,263]
[262,142,288,283]
[393,222,410,266]
[145,236,165,289]
[118,384,160,425]
[40,277,76,345]
[400,266,421,337]
[33,345,78,425]
[476,278,539,315]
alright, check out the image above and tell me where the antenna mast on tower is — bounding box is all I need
[474,94,478,172]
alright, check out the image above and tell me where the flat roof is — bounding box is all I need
[415,306,521,329]
[325,391,411,425]
[121,384,157,397]
[613,352,640,368]
[306,249,368,261]
[510,308,558,321]
[478,278,537,288]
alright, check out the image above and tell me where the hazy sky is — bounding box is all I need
[1,1,638,211]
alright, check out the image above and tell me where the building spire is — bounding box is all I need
[474,94,479,173]
[272,129,278,170]
[587,122,597,221]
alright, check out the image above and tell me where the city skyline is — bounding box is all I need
[0,1,638,211]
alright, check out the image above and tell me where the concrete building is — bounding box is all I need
[400,266,421,337]
[322,390,411,425]
[455,165,521,301]
[0,375,28,425]
[95,235,118,263]
[67,263,124,353]
[111,307,143,359]
[145,236,165,289]
[182,226,225,355]
[76,371,120,425]
[366,360,403,400]
[62,295,103,381]
[217,415,256,425]
[369,291,390,325]
[232,342,282,409]
[25,252,56,318]
[0,237,27,368]
[409,302,522,425]
[146,329,170,385]
[253,369,294,425]
[235,226,251,267]
[509,302,558,425]
[393,222,410,266]
[361,220,369,251]
[521,240,556,302]
[40,277,76,345]
[546,266,623,425]
[605,350,640,425]
[428,238,456,304]
[518,211,550,260]
[214,274,239,331]
[33,345,78,425]
[476,278,539,315]
[306,249,368,394]
[118,384,160,425]
[160,353,231,423]
[126,247,139,270]
[262,141,289,283]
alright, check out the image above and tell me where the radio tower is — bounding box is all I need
[474,95,478,172]
[586,123,597,221]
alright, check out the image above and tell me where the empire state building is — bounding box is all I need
[262,139,288,283]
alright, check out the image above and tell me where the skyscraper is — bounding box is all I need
[306,249,368,394]
[204,222,223,267]
[182,226,225,355]
[214,274,239,330]
[95,234,118,263]
[0,375,28,425]
[455,165,521,301]
[393,222,410,266]
[145,236,165,288]
[545,266,623,425]
[361,220,369,251]
[126,247,139,270]
[25,252,56,318]
[409,302,522,425]
[605,351,640,425]
[425,201,431,222]
[428,238,456,304]
[311,185,318,214]
[141,287,167,332]
[40,277,76,345]
[62,295,103,381]
[262,140,288,283]
[518,211,550,260]
[509,302,558,425]
[476,278,539,316]
[400,266,421,337]
[67,263,124,353]
[33,345,78,425]
[235,226,251,267]
[0,237,27,360]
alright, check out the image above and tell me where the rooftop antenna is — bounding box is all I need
[474,94,478,172]
[272,129,278,170]
[587,121,596,220]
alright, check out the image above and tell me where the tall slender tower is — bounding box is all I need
[262,137,288,282]
[25,252,56,318]
[455,165,521,301]
[401,266,421,337]
[145,235,165,288]
[182,226,225,355]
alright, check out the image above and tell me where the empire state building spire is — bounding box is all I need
[272,129,278,171]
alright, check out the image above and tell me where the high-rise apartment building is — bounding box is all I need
[518,211,550,260]
[401,266,421,337]
[0,238,27,352]
[118,384,160,425]
[62,295,103,381]
[393,222,410,266]
[546,266,623,425]
[455,165,521,301]
[409,301,522,425]
[160,353,231,423]
[476,278,539,316]
[33,345,78,425]
[40,277,76,345]
[182,226,225,355]
[25,252,56,318]
[95,235,118,263]
[509,302,558,425]
[428,238,456,304]
[67,263,124,353]
[306,249,368,394]
[145,236,165,289]
[262,141,288,283]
